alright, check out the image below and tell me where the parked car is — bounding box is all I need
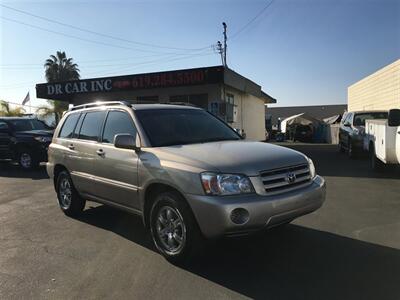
[364,109,400,170]
[339,111,388,157]
[293,124,314,142]
[47,101,326,263]
[0,117,53,169]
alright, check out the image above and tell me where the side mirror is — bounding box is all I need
[343,122,351,127]
[114,134,141,151]
[388,109,400,127]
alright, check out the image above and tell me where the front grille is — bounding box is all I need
[260,164,311,194]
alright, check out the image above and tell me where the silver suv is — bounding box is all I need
[47,101,326,263]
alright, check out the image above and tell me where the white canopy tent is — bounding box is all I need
[280,113,322,133]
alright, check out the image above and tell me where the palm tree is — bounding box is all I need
[37,51,80,124]
[44,51,80,82]
[0,100,25,116]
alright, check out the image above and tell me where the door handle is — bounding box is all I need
[96,149,105,157]
[68,144,75,150]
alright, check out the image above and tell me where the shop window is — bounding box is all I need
[137,96,159,103]
[226,93,234,104]
[169,94,208,109]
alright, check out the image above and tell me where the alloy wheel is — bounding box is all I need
[20,153,32,169]
[59,177,72,209]
[155,206,186,255]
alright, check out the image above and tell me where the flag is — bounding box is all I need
[22,92,30,105]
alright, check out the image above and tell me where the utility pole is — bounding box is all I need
[222,22,227,67]
[216,41,224,66]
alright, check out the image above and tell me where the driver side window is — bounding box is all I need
[102,110,137,144]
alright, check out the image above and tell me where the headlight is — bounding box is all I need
[308,158,316,179]
[34,136,52,143]
[200,172,254,195]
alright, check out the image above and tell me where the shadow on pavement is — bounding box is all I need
[77,204,400,300]
[279,143,400,179]
[0,161,49,179]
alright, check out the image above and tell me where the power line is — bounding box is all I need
[0,16,199,54]
[84,52,216,77]
[1,52,217,88]
[0,50,214,68]
[229,0,274,40]
[0,49,214,70]
[0,4,211,52]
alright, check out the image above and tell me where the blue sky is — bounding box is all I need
[1,0,399,108]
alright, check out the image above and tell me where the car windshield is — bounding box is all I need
[9,119,49,132]
[135,109,241,147]
[353,112,388,126]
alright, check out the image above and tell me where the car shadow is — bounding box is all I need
[277,143,400,179]
[76,204,400,300]
[0,161,49,179]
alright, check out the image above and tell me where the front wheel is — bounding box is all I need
[56,171,86,217]
[150,191,202,264]
[347,139,356,159]
[18,150,39,170]
[338,142,345,153]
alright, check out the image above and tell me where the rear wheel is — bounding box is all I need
[370,145,384,171]
[56,171,85,216]
[150,191,202,264]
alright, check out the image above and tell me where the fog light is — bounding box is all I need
[230,208,249,225]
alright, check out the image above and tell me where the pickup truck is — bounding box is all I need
[364,109,400,170]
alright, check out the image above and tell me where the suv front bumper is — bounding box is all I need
[185,175,326,238]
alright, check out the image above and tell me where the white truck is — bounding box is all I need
[364,109,400,170]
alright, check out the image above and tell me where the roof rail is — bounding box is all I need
[159,102,197,107]
[68,101,131,111]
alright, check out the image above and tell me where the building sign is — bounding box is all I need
[36,66,224,100]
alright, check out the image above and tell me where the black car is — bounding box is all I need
[293,124,314,142]
[339,111,388,158]
[0,117,53,169]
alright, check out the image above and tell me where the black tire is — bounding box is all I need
[18,150,39,170]
[370,146,384,171]
[338,142,345,153]
[347,139,356,159]
[56,171,85,217]
[149,191,203,264]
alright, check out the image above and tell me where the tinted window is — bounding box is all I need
[353,112,388,126]
[9,119,48,131]
[78,111,106,141]
[135,109,240,147]
[73,113,84,138]
[0,121,9,131]
[102,111,137,144]
[59,113,80,138]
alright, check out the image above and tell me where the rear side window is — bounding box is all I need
[78,111,106,141]
[59,113,80,138]
[102,111,137,143]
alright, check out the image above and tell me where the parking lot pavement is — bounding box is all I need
[1,144,400,300]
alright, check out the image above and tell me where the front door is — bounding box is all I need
[94,109,140,210]
[0,121,12,159]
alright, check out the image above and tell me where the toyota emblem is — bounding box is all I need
[285,172,296,183]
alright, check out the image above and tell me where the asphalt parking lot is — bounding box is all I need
[1,143,400,300]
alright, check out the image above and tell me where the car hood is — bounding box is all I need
[16,130,54,137]
[157,141,308,176]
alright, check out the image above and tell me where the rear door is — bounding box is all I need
[94,109,140,209]
[68,110,107,197]
[0,121,12,158]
